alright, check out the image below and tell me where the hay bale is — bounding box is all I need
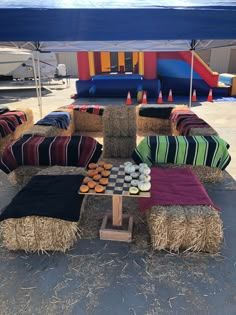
[8,166,48,187]
[23,125,62,137]
[157,163,223,183]
[137,116,171,134]
[13,108,34,140]
[74,111,103,132]
[188,127,219,136]
[103,106,136,137]
[0,216,79,253]
[171,123,181,136]
[0,133,13,156]
[103,136,136,158]
[147,205,223,253]
[37,165,87,176]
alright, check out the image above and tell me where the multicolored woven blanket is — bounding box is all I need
[132,135,231,170]
[0,135,103,174]
[0,110,27,138]
[62,105,104,116]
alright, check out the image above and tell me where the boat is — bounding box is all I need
[0,47,31,76]
[11,51,58,81]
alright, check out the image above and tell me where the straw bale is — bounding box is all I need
[0,133,13,156]
[8,166,48,187]
[188,127,218,136]
[137,116,171,134]
[74,111,103,132]
[103,136,136,158]
[170,105,189,113]
[37,165,87,176]
[23,125,62,137]
[13,108,34,140]
[171,123,181,136]
[103,106,137,137]
[147,205,223,253]
[156,163,223,183]
[0,216,80,253]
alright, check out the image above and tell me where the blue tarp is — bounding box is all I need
[0,1,236,45]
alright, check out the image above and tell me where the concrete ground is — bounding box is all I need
[0,80,236,315]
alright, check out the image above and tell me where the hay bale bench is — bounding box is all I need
[0,167,87,253]
[136,104,173,135]
[132,135,231,183]
[0,108,34,156]
[23,108,75,137]
[0,134,103,186]
[60,104,104,132]
[169,108,218,136]
[139,168,223,253]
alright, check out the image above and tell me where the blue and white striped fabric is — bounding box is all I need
[35,111,71,129]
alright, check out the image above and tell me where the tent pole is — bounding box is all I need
[31,53,42,119]
[189,49,194,108]
[37,51,43,118]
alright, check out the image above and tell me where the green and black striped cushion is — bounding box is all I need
[132,136,231,170]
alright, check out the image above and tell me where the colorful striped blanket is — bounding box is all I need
[63,105,104,116]
[35,111,71,129]
[131,136,231,170]
[0,110,27,138]
[177,117,211,135]
[169,109,195,124]
[0,135,103,174]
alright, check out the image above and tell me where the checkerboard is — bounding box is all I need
[105,165,130,195]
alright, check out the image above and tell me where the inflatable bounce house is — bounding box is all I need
[76,51,160,99]
[76,51,234,100]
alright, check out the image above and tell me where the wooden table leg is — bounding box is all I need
[112,195,122,226]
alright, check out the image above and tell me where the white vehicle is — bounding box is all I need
[0,47,31,76]
[11,51,58,81]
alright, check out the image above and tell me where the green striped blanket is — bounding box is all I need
[131,136,231,170]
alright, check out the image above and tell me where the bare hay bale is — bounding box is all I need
[74,111,103,132]
[137,116,171,134]
[171,123,180,136]
[0,216,80,253]
[146,205,223,253]
[166,206,186,252]
[188,127,219,136]
[8,166,47,187]
[156,163,223,183]
[0,133,13,156]
[13,108,34,140]
[23,125,62,137]
[103,106,136,137]
[103,136,136,158]
[37,166,87,176]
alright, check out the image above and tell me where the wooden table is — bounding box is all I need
[79,165,150,242]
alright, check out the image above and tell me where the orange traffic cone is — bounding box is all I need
[192,89,197,102]
[207,89,213,102]
[142,91,147,104]
[167,89,173,102]
[157,90,163,104]
[126,91,132,105]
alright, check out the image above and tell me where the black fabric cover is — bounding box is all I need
[139,106,173,119]
[0,175,85,222]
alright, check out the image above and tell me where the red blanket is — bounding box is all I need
[0,135,102,174]
[62,105,104,116]
[139,168,220,213]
